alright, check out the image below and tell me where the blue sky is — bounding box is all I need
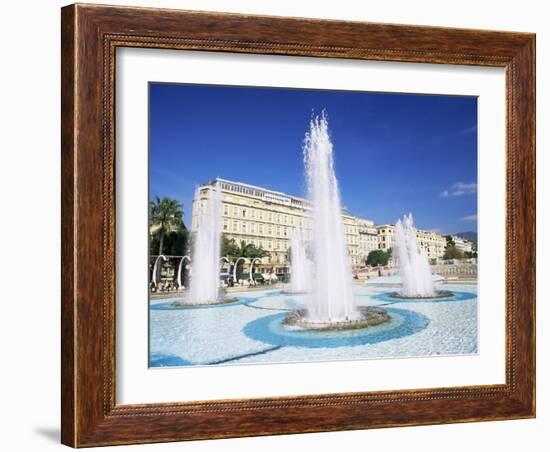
[149,83,478,234]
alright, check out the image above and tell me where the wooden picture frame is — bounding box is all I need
[61,3,535,447]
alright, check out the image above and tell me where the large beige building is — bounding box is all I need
[192,178,362,274]
[376,224,447,260]
[191,178,447,274]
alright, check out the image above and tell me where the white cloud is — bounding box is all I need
[440,182,477,197]
[461,214,477,222]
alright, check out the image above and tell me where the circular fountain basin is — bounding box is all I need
[243,307,430,348]
[283,306,390,331]
[372,290,476,304]
[387,290,454,300]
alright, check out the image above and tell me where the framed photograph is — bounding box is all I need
[61,3,536,447]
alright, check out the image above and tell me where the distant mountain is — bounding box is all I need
[453,231,478,243]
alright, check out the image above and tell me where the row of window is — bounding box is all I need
[223,220,295,237]
[218,181,309,210]
[218,182,265,198]
[222,221,364,247]
[226,236,290,252]
[201,196,446,247]
[223,204,301,225]
[221,203,362,236]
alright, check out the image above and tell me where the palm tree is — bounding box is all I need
[222,236,269,280]
[149,196,184,255]
[233,239,269,259]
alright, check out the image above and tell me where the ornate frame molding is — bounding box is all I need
[62,4,535,447]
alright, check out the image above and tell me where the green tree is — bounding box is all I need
[221,235,240,258]
[443,245,464,260]
[222,236,269,280]
[445,235,456,247]
[366,249,389,267]
[149,196,184,255]
[466,241,478,258]
[222,237,269,259]
[150,229,188,257]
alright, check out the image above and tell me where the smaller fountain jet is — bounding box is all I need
[393,213,451,299]
[188,185,222,304]
[174,184,235,306]
[287,228,311,294]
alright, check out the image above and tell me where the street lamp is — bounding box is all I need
[232,257,246,284]
[151,255,167,288]
[249,258,262,284]
[176,255,191,290]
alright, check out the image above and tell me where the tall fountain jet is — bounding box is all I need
[394,213,435,297]
[289,228,310,294]
[188,185,222,304]
[303,112,358,322]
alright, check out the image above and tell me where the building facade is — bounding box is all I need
[451,235,474,253]
[191,178,447,275]
[376,224,447,260]
[357,218,380,262]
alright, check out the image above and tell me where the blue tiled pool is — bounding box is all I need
[149,284,477,367]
